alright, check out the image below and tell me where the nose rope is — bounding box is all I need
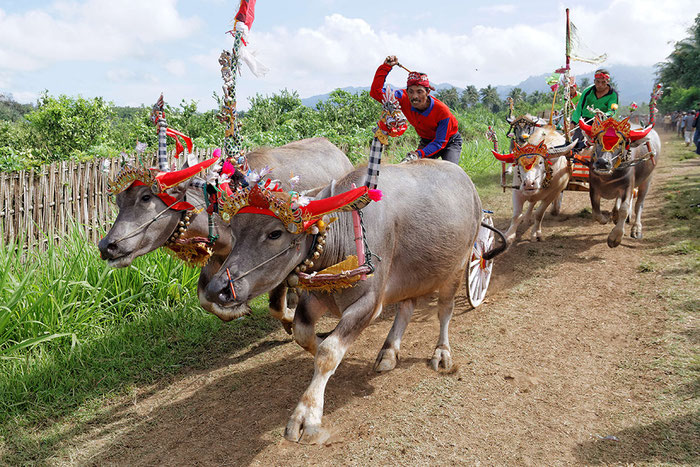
[224,238,302,291]
[109,200,183,245]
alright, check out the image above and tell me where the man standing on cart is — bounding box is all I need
[570,68,619,152]
[370,55,462,164]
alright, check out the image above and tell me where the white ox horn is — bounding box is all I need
[547,139,577,158]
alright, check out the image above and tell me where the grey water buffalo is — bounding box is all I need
[579,116,660,247]
[204,161,504,443]
[493,126,576,245]
[98,137,353,324]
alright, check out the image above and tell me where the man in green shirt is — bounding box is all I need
[571,68,619,151]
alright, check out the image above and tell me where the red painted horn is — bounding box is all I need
[578,119,593,136]
[629,125,653,142]
[491,150,515,164]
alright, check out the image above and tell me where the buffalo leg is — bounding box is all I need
[374,298,416,372]
[608,187,632,248]
[292,293,327,356]
[550,191,563,216]
[285,293,382,444]
[429,272,461,371]
[505,193,529,244]
[530,192,559,242]
[631,178,651,239]
[268,283,294,334]
[590,184,609,225]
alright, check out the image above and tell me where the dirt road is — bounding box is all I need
[61,139,698,466]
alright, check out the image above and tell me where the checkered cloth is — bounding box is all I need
[365,137,383,189]
[190,177,207,189]
[157,117,168,171]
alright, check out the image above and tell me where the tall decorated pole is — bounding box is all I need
[151,94,170,172]
[563,8,572,143]
[649,83,663,127]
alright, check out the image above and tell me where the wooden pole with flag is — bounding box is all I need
[563,8,572,143]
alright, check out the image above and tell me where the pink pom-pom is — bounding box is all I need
[368,189,383,201]
[222,160,235,175]
[212,148,221,158]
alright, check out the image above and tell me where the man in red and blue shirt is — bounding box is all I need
[370,55,462,164]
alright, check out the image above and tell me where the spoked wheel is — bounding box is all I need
[466,215,495,308]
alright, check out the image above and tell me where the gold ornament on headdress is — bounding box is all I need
[513,141,548,171]
[107,165,158,195]
[218,183,308,233]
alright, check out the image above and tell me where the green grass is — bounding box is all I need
[0,227,276,463]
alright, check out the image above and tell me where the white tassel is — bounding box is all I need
[239,47,269,78]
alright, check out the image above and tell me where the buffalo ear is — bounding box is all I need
[312,179,336,200]
[629,137,649,148]
[166,182,188,200]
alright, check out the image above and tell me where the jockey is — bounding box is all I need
[370,55,462,164]
[571,68,619,151]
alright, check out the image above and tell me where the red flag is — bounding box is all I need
[235,0,256,30]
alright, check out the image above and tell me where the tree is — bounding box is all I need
[656,13,700,111]
[508,87,526,104]
[25,92,113,160]
[460,86,479,109]
[480,85,501,112]
[578,77,591,90]
[435,87,459,110]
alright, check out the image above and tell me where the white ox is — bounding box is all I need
[492,126,576,245]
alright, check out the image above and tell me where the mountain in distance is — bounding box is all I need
[301,65,656,107]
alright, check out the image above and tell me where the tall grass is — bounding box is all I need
[0,226,265,428]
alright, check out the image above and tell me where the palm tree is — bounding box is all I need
[480,85,501,112]
[460,85,479,109]
[508,87,526,104]
[435,87,459,110]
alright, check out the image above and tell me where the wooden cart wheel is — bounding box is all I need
[466,215,495,308]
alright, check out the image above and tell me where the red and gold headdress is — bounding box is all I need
[492,139,575,168]
[218,179,382,234]
[579,116,652,151]
[108,152,220,211]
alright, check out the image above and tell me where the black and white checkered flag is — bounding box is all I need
[365,137,383,189]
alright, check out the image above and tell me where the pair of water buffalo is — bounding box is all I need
[99,137,493,443]
[495,115,660,248]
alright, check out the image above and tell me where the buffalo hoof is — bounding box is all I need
[607,230,623,248]
[594,212,609,225]
[631,225,643,239]
[374,348,398,372]
[285,408,327,444]
[429,346,453,371]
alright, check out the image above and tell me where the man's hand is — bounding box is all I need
[385,55,398,67]
[401,151,419,163]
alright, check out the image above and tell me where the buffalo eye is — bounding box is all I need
[141,194,152,202]
[268,230,283,240]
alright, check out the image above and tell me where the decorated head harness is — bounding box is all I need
[492,140,574,168]
[579,116,652,151]
[109,95,219,211]
[218,178,381,234]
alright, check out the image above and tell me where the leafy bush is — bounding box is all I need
[24,92,113,161]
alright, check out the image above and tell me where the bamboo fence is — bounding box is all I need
[0,148,216,249]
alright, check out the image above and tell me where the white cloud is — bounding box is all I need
[247,4,697,99]
[479,4,517,14]
[0,0,201,72]
[165,59,187,77]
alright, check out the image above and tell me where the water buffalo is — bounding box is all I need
[493,126,576,245]
[204,160,501,443]
[98,137,353,324]
[579,116,660,247]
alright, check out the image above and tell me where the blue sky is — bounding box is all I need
[1,0,698,110]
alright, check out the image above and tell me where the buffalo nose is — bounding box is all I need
[98,238,119,260]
